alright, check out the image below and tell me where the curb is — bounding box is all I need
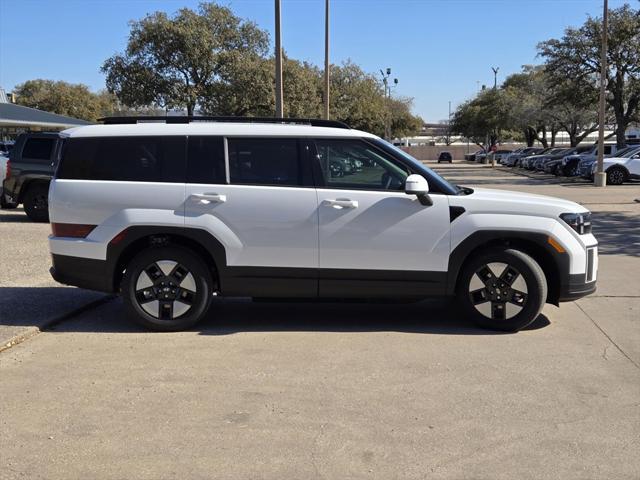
[0,295,116,353]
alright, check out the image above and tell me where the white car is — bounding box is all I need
[47,117,598,332]
[592,147,640,185]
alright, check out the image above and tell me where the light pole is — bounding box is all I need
[448,100,452,145]
[323,0,330,120]
[595,0,609,187]
[379,68,398,140]
[274,0,284,118]
[491,66,499,89]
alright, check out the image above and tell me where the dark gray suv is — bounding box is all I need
[2,132,63,222]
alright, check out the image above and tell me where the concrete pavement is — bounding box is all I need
[0,163,638,479]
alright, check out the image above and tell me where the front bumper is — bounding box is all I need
[558,245,597,302]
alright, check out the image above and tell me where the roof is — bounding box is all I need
[61,122,377,139]
[0,102,92,129]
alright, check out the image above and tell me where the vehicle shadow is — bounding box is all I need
[591,210,640,257]
[47,295,551,336]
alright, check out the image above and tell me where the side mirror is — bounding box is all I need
[405,174,432,206]
[632,154,640,159]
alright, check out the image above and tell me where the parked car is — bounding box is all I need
[2,132,63,222]
[513,148,550,168]
[544,146,592,174]
[591,146,640,184]
[492,149,513,164]
[521,148,564,169]
[48,116,597,333]
[503,147,543,167]
[533,148,580,172]
[578,146,640,179]
[464,150,484,162]
[475,151,488,163]
[437,151,453,163]
[558,144,624,177]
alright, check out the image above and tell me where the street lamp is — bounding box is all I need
[491,66,499,89]
[380,68,398,140]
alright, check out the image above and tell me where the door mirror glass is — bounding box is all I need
[405,174,429,195]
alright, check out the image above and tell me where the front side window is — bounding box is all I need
[58,136,185,182]
[227,138,300,187]
[314,139,408,191]
[22,138,55,162]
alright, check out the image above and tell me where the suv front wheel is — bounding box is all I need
[457,248,548,331]
[122,246,214,331]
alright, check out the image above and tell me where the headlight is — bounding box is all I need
[560,212,592,235]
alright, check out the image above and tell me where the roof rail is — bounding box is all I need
[97,116,350,129]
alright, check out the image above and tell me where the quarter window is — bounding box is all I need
[58,136,185,182]
[22,138,55,162]
[314,139,409,191]
[227,138,300,187]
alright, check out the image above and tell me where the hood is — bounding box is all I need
[452,187,588,218]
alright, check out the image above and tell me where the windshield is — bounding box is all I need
[620,146,640,158]
[370,138,460,195]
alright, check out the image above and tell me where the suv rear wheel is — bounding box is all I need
[23,183,50,222]
[122,246,214,331]
[457,248,547,331]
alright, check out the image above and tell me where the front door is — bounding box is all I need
[184,136,319,297]
[313,138,451,297]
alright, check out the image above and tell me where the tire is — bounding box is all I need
[606,166,627,185]
[23,183,50,222]
[456,248,547,332]
[122,246,214,331]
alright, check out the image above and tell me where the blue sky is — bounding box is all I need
[0,0,630,121]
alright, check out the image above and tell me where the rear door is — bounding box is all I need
[312,138,451,297]
[184,136,319,297]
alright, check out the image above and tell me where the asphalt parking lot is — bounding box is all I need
[1,162,639,479]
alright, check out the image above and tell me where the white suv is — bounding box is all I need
[48,117,598,332]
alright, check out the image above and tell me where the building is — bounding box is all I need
[0,87,91,140]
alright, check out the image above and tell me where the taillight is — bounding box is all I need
[51,223,96,238]
[5,159,10,179]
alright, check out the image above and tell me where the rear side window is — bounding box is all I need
[187,136,225,184]
[58,136,185,182]
[22,138,55,162]
[227,138,301,187]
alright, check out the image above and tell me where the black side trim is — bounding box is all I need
[225,266,317,297]
[319,269,447,298]
[449,206,465,223]
[50,254,112,293]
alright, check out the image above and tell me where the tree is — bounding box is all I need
[13,79,117,121]
[102,2,269,115]
[503,65,601,147]
[329,61,386,136]
[451,88,512,148]
[538,3,640,147]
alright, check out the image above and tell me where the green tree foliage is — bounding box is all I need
[102,2,269,115]
[502,65,600,147]
[13,79,116,121]
[101,2,423,137]
[451,88,512,148]
[538,3,640,147]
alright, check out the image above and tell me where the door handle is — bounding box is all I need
[324,198,358,209]
[192,193,227,204]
